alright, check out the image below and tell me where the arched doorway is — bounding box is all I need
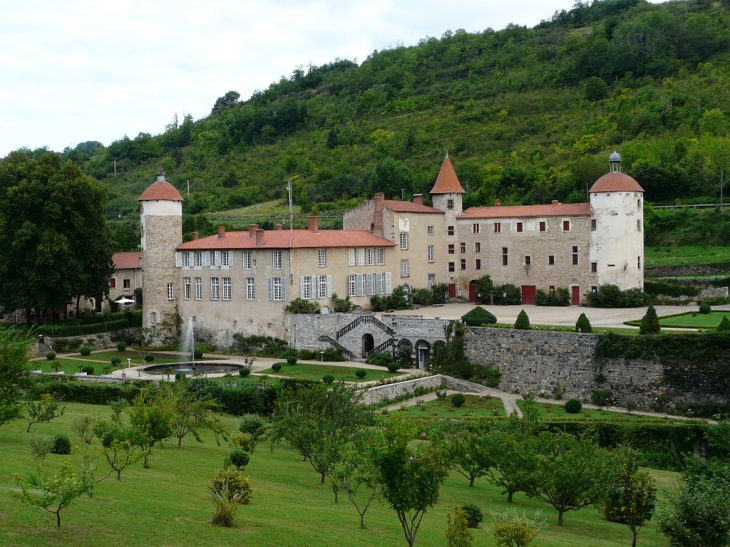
[415,340,431,370]
[468,280,479,303]
[396,338,413,367]
[361,333,374,358]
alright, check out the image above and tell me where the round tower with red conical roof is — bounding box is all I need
[139,168,183,343]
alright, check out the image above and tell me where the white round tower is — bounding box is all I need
[589,152,645,290]
[139,168,183,343]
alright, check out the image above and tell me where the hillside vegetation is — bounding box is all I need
[24,0,730,241]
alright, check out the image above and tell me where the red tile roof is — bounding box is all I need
[589,172,644,193]
[383,200,444,214]
[430,155,466,194]
[460,202,590,219]
[177,230,396,251]
[113,251,142,269]
[139,181,184,202]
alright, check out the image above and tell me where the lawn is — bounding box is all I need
[492,323,640,335]
[256,362,405,383]
[645,245,730,268]
[0,402,675,547]
[516,400,687,423]
[397,395,507,418]
[625,310,730,329]
[29,351,221,375]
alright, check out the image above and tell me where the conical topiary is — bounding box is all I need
[639,305,660,335]
[461,306,497,326]
[575,313,592,333]
[514,310,530,330]
[717,316,730,332]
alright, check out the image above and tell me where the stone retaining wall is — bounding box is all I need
[358,375,444,405]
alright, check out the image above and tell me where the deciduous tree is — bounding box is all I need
[0,330,33,427]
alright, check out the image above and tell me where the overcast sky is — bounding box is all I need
[0,1,663,158]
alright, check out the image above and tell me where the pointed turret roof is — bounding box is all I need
[429,154,465,195]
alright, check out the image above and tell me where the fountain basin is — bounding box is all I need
[142,362,243,375]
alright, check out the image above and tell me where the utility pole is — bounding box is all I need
[287,178,294,229]
[187,179,190,198]
[113,158,117,177]
[721,169,724,209]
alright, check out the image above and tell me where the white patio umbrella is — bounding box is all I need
[115,297,135,305]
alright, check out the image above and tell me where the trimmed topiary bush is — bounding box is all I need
[387,362,400,373]
[287,355,297,366]
[239,367,251,377]
[271,363,282,372]
[116,341,127,351]
[111,357,122,366]
[144,354,155,362]
[461,504,484,528]
[355,369,367,379]
[226,450,250,469]
[461,306,497,326]
[717,316,730,332]
[79,346,92,356]
[46,352,56,361]
[322,375,335,384]
[514,310,531,330]
[640,305,661,335]
[50,434,71,455]
[699,303,712,315]
[565,399,582,414]
[451,393,466,407]
[81,365,94,375]
[193,348,204,360]
[575,313,593,333]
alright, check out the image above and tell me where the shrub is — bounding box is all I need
[81,365,94,375]
[451,393,466,407]
[271,363,282,372]
[116,341,127,351]
[575,313,593,333]
[331,293,355,312]
[718,316,730,332]
[586,284,649,308]
[193,348,203,359]
[226,450,250,469]
[489,508,546,547]
[461,504,484,528]
[30,434,55,460]
[565,399,582,414]
[287,355,297,366]
[355,369,367,379]
[387,362,400,373]
[591,389,614,407]
[285,298,321,314]
[494,284,522,305]
[411,287,433,306]
[699,303,712,315]
[536,288,570,306]
[640,305,661,335]
[111,357,121,366]
[322,375,335,384]
[46,352,56,361]
[209,466,253,527]
[368,351,392,367]
[239,367,251,377]
[79,347,92,356]
[144,354,155,363]
[514,310,530,330]
[50,434,71,455]
[461,306,497,326]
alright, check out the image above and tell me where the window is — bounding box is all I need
[399,232,408,250]
[358,274,366,296]
[348,275,356,297]
[246,278,255,300]
[183,253,191,267]
[494,222,501,233]
[572,245,578,265]
[525,255,531,266]
[539,221,546,232]
[448,244,455,254]
[222,251,231,267]
[377,248,385,265]
[591,219,597,231]
[638,199,641,208]
[210,278,220,300]
[223,278,231,300]
[427,245,435,263]
[195,277,202,300]
[167,283,174,300]
[243,251,251,269]
[123,279,131,289]
[448,226,455,236]
[447,199,454,210]
[460,242,466,253]
[638,256,641,269]
[270,277,285,301]
[184,277,191,300]
[517,222,523,233]
[563,220,570,231]
[592,286,598,293]
[150,312,157,326]
[348,248,356,267]
[376,273,385,294]
[400,259,409,278]
[472,223,480,234]
[475,242,481,253]
[591,262,597,273]
[460,259,466,270]
[110,278,116,288]
[502,247,508,266]
[448,262,455,273]
[367,248,374,265]
[301,276,312,299]
[475,259,481,270]
[319,276,327,298]
[202,252,210,267]
[427,225,434,236]
[358,248,365,266]
[549,286,555,293]
[195,252,202,268]
[318,249,326,267]
[549,255,555,266]
[428,274,435,289]
[637,220,641,232]
[273,251,282,269]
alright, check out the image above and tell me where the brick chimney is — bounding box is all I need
[373,192,384,237]
[552,200,559,206]
[192,232,199,240]
[494,199,501,207]
[413,194,424,206]
[308,216,319,233]
[255,228,265,246]
[249,224,258,239]
[217,226,225,239]
[276,224,283,231]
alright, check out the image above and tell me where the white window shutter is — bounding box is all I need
[267,278,273,301]
[215,251,221,266]
[228,251,234,266]
[386,272,392,294]
[327,275,332,297]
[188,252,194,266]
[300,276,305,298]
[357,274,364,296]
[366,273,374,295]
[281,277,286,301]
[175,252,182,267]
[312,275,319,298]
[203,252,210,267]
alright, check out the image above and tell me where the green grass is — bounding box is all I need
[492,323,640,335]
[256,363,404,383]
[517,400,688,423]
[0,402,676,547]
[397,395,506,418]
[645,246,730,268]
[624,310,730,329]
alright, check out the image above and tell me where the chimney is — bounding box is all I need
[156,167,165,182]
[308,216,319,233]
[192,232,199,240]
[217,226,225,239]
[276,224,283,231]
[552,200,559,206]
[494,199,501,207]
[249,224,258,239]
[255,228,265,246]
[373,192,384,237]
[413,194,424,206]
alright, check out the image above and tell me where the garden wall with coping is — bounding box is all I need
[358,373,484,405]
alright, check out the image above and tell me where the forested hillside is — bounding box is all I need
[38,0,730,237]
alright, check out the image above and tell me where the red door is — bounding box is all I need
[469,281,478,303]
[448,284,457,298]
[572,286,580,305]
[521,285,536,305]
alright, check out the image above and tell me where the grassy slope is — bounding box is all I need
[0,403,674,547]
[646,246,730,268]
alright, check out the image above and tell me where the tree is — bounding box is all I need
[446,506,473,547]
[12,460,93,527]
[486,420,538,503]
[0,150,114,322]
[475,275,495,304]
[372,423,449,547]
[640,305,660,335]
[575,313,593,333]
[601,449,657,547]
[23,394,64,433]
[209,465,253,527]
[169,381,226,448]
[514,310,531,330]
[461,306,497,326]
[442,425,495,487]
[0,329,33,427]
[94,418,146,480]
[717,316,730,332]
[128,389,174,468]
[211,91,241,116]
